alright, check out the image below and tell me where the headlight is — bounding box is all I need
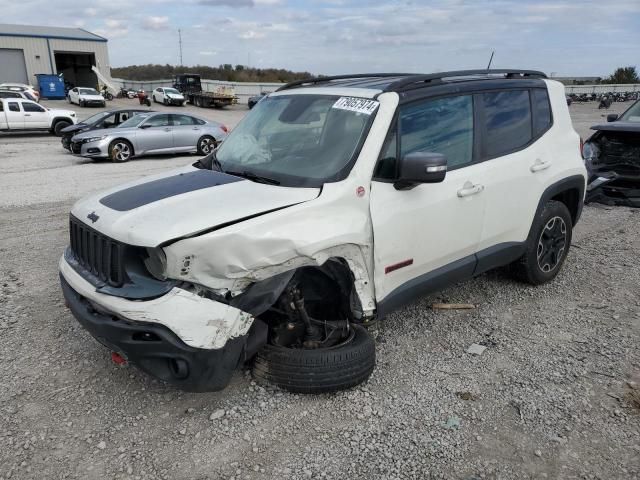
[82,135,108,143]
[144,248,167,280]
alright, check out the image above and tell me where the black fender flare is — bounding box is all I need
[51,116,74,128]
[526,174,586,242]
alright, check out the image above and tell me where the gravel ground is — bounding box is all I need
[0,100,639,480]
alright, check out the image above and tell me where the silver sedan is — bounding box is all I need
[69,112,228,162]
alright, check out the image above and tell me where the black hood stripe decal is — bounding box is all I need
[99,170,244,212]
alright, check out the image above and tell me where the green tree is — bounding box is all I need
[602,66,639,84]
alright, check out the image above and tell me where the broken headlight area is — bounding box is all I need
[143,248,168,281]
[585,132,640,207]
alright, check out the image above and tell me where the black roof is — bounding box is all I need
[277,70,547,94]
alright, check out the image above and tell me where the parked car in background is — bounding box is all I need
[68,87,106,107]
[60,108,151,150]
[173,74,237,108]
[248,92,269,109]
[0,83,39,101]
[59,70,586,394]
[69,112,228,162]
[0,89,30,100]
[584,99,640,207]
[152,87,185,106]
[0,98,76,135]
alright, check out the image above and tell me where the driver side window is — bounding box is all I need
[374,95,474,180]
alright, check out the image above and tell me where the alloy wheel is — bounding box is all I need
[199,137,215,154]
[537,216,567,273]
[112,142,131,162]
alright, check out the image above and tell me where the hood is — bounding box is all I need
[49,108,76,117]
[61,123,91,134]
[72,126,138,139]
[591,122,640,134]
[70,166,321,246]
[167,93,184,98]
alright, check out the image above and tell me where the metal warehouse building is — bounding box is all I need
[0,23,110,88]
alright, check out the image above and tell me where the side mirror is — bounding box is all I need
[606,113,619,122]
[394,152,447,190]
[139,124,151,129]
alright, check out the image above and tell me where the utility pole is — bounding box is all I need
[487,50,495,70]
[178,29,183,66]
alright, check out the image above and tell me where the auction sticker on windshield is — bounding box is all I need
[332,97,379,115]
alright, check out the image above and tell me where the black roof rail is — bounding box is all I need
[383,69,547,92]
[276,73,415,92]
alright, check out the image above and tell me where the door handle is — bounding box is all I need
[163,127,171,132]
[24,114,31,116]
[192,127,200,130]
[457,181,484,198]
[530,158,551,173]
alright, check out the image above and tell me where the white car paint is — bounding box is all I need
[152,87,185,105]
[0,98,77,131]
[0,83,40,101]
[68,87,105,106]
[60,79,586,352]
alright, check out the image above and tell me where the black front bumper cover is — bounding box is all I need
[60,274,247,392]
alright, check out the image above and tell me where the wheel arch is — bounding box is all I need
[51,116,73,128]
[528,175,586,241]
[109,137,136,156]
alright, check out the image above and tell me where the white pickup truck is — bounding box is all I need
[0,98,77,135]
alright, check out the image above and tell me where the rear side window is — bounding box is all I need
[531,88,552,136]
[171,114,197,126]
[481,90,532,158]
[8,102,20,112]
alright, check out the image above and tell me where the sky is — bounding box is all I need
[2,0,640,77]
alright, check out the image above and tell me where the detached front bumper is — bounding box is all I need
[59,256,256,391]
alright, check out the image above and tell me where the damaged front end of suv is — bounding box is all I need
[59,90,386,393]
[584,101,640,207]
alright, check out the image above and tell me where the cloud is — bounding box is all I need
[142,16,170,30]
[255,0,283,5]
[239,30,266,39]
[198,0,253,6]
[199,51,217,56]
[84,7,98,16]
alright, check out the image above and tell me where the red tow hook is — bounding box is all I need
[111,352,127,365]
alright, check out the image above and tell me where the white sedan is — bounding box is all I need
[152,87,185,106]
[68,87,106,107]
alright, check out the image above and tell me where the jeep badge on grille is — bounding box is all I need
[87,211,99,223]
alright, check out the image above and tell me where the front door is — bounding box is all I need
[370,94,486,312]
[22,101,50,128]
[136,114,174,154]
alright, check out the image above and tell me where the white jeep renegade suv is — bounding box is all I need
[59,70,587,393]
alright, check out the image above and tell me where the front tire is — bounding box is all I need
[253,324,375,394]
[53,120,71,136]
[512,200,573,285]
[108,139,133,163]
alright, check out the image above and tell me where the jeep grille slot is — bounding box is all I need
[69,216,124,287]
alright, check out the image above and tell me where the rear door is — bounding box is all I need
[170,114,201,150]
[135,114,173,154]
[474,88,553,257]
[4,100,24,129]
[22,101,50,128]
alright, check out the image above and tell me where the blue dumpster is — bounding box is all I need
[36,74,66,99]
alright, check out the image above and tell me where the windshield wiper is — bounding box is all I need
[225,170,280,185]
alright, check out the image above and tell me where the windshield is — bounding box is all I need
[165,88,180,95]
[215,94,377,187]
[79,88,100,95]
[82,111,111,124]
[118,113,151,128]
[620,101,640,122]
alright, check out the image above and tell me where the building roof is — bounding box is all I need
[0,24,107,42]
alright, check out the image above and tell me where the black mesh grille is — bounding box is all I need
[69,216,125,287]
[71,142,81,154]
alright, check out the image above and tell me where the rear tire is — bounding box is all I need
[108,139,133,163]
[511,200,572,285]
[252,324,375,394]
[196,135,216,155]
[53,120,71,136]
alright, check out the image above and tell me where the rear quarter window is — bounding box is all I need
[481,90,532,159]
[532,88,552,136]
